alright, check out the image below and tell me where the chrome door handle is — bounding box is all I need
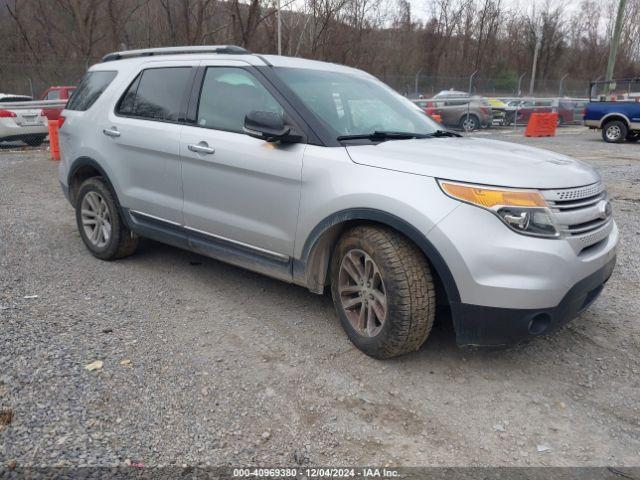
[103,128,120,138]
[188,143,215,155]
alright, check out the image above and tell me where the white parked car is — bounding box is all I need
[0,93,49,146]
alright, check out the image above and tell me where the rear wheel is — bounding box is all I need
[602,120,628,143]
[75,177,139,260]
[330,226,436,359]
[459,114,479,132]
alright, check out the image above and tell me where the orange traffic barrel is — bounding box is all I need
[524,113,558,138]
[431,114,442,123]
[48,119,60,161]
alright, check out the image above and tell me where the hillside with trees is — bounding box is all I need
[1,0,639,96]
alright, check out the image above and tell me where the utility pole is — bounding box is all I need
[277,0,282,55]
[605,0,627,86]
[529,37,541,97]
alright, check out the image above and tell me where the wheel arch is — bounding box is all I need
[294,208,460,304]
[600,113,630,129]
[67,157,119,207]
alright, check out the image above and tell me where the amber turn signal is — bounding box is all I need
[439,181,547,209]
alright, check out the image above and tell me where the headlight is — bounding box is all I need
[438,180,560,238]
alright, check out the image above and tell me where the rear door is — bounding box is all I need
[179,62,305,260]
[104,61,197,224]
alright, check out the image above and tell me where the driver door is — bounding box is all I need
[179,64,305,268]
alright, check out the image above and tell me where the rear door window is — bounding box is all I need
[117,67,192,122]
[66,71,117,111]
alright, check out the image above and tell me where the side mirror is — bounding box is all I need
[243,110,302,143]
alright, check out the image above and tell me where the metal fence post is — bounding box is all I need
[414,68,423,98]
[559,73,569,97]
[468,70,478,95]
[517,73,526,96]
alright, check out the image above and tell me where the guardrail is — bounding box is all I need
[0,99,67,110]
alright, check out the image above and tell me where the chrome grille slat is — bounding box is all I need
[548,192,606,210]
[562,218,611,234]
[554,202,606,225]
[542,182,604,202]
[542,182,612,245]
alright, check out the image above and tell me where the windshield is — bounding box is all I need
[275,67,439,139]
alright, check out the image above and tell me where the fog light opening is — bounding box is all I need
[528,313,552,335]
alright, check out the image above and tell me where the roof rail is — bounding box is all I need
[101,45,250,63]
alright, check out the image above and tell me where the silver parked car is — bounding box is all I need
[58,46,617,359]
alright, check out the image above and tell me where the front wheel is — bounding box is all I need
[330,226,436,359]
[602,120,628,143]
[75,177,139,260]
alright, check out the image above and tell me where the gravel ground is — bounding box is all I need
[0,128,639,468]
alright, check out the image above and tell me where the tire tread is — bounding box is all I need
[331,225,436,359]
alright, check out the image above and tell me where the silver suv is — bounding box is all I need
[58,46,618,359]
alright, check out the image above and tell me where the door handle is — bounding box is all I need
[103,128,121,138]
[188,143,215,155]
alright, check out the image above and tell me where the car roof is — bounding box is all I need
[91,46,373,78]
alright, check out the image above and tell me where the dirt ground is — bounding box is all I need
[1,127,639,468]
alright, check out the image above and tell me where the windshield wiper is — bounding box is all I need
[426,129,462,138]
[337,129,460,142]
[337,131,432,142]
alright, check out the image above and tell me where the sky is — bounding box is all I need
[405,0,585,23]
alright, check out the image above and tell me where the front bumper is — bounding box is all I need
[451,256,615,347]
[427,202,618,346]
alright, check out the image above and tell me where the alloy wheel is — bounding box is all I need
[80,191,112,248]
[338,249,387,338]
[462,116,477,131]
[606,125,622,141]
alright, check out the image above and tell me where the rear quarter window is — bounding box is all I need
[66,71,117,111]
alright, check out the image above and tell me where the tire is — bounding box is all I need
[75,177,139,260]
[626,131,640,142]
[602,120,628,143]
[459,114,479,132]
[24,135,46,147]
[330,225,436,359]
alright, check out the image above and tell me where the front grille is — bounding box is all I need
[542,183,613,246]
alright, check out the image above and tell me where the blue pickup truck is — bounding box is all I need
[584,78,640,143]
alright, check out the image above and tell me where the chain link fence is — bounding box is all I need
[382,73,591,99]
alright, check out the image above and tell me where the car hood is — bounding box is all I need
[345,137,600,189]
